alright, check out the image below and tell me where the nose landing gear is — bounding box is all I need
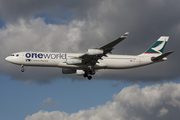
[21,65,25,72]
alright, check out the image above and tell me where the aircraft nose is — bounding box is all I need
[5,56,11,62]
[5,56,21,64]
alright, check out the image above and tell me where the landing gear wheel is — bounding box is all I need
[21,69,25,72]
[90,71,95,75]
[88,76,92,80]
[84,74,88,78]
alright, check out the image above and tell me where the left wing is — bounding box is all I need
[67,32,129,65]
[99,32,129,54]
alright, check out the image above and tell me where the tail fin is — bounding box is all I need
[143,36,169,54]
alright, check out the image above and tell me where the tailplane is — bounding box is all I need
[151,51,174,62]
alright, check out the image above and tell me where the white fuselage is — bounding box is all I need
[5,52,157,70]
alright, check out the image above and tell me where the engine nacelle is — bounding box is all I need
[87,49,104,55]
[62,68,76,74]
[76,70,85,76]
[66,58,82,65]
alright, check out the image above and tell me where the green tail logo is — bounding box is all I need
[144,36,169,54]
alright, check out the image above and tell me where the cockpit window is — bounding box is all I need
[11,54,14,56]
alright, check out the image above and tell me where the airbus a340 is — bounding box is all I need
[5,32,173,80]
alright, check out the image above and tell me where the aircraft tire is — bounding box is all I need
[21,69,25,72]
[84,74,88,77]
[88,76,92,80]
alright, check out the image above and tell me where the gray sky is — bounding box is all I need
[0,0,179,83]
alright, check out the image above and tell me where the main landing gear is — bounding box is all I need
[21,65,25,72]
[83,67,95,80]
[83,74,92,80]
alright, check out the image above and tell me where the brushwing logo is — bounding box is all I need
[145,41,167,54]
[151,40,166,54]
[144,36,168,54]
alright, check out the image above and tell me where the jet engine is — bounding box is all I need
[62,68,76,74]
[76,70,85,76]
[66,58,82,65]
[87,49,103,55]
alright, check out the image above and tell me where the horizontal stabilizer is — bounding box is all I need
[151,51,174,62]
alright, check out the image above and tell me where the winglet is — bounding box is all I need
[100,32,129,50]
[121,32,129,38]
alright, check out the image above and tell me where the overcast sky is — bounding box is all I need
[0,0,180,120]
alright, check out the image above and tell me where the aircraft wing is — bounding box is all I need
[78,32,129,65]
[99,32,129,54]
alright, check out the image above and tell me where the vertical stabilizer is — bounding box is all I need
[143,36,169,54]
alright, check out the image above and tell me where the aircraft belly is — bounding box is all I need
[57,61,107,69]
[57,62,88,69]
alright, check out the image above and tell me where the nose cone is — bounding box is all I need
[5,56,11,62]
[5,56,22,65]
[5,56,14,63]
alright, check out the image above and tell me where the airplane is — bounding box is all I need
[5,32,173,80]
